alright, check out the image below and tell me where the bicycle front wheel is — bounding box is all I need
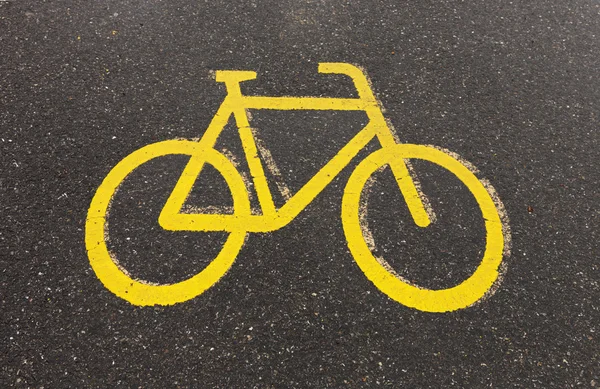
[342,144,506,312]
[85,140,251,306]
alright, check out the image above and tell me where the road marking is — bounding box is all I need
[86,63,508,311]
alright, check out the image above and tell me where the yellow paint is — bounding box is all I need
[86,142,250,306]
[342,145,504,312]
[86,63,507,311]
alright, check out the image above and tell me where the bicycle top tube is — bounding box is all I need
[242,96,370,111]
[215,62,381,112]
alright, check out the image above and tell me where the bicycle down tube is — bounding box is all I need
[159,63,431,233]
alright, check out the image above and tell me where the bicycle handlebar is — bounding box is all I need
[318,63,377,102]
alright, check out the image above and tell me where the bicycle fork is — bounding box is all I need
[365,107,432,228]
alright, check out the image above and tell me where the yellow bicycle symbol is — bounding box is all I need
[85,63,508,312]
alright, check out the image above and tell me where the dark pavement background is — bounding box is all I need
[1,0,599,387]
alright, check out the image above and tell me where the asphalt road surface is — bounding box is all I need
[1,0,599,387]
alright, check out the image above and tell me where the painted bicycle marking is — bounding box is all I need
[85,63,509,312]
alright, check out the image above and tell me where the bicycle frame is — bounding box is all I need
[158,63,431,233]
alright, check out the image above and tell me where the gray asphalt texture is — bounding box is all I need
[1,0,599,387]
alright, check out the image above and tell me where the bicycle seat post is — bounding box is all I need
[213,69,278,217]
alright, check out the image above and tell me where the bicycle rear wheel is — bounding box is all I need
[85,140,250,306]
[342,144,506,312]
